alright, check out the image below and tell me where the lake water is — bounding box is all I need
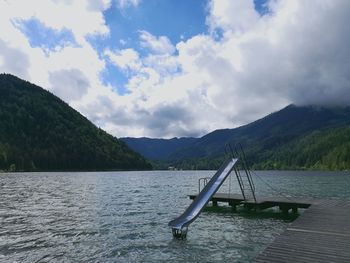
[1,170,350,262]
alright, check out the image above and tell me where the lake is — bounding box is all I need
[1,171,350,262]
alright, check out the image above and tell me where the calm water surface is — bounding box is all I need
[1,170,350,262]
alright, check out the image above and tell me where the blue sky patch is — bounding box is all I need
[88,0,210,95]
[89,0,209,57]
[14,18,78,54]
[100,61,131,95]
[91,0,270,96]
[254,0,270,16]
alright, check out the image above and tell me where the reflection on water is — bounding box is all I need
[0,170,350,262]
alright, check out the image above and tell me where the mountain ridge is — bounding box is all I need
[0,73,152,172]
[120,137,197,161]
[122,104,350,170]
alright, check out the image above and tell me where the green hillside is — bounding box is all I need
[172,106,350,171]
[255,125,350,170]
[0,74,152,172]
[123,105,350,171]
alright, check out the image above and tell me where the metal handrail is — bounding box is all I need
[234,167,246,200]
[233,143,257,203]
[198,177,211,193]
[238,143,255,191]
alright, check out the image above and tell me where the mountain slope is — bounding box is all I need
[120,137,197,160]
[255,125,350,170]
[169,104,350,161]
[122,104,350,170]
[0,74,152,171]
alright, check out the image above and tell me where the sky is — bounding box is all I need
[1,0,350,138]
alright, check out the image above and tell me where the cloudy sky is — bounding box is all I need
[1,0,350,138]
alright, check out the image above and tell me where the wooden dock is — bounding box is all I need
[188,193,350,262]
[189,193,312,213]
[254,199,350,263]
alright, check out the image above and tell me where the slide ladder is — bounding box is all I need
[232,144,257,203]
[168,157,238,238]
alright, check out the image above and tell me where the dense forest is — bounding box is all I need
[0,74,152,172]
[121,137,197,160]
[123,105,350,171]
[254,125,350,170]
[169,125,350,171]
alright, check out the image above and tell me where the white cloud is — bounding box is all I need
[49,68,90,102]
[1,0,350,139]
[139,30,176,55]
[1,0,110,45]
[119,39,127,45]
[117,0,140,9]
[98,0,350,137]
[0,0,109,104]
[207,0,260,35]
[0,39,30,79]
[86,0,111,11]
[104,48,141,72]
[103,44,180,95]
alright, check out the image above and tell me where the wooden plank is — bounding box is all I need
[188,193,350,261]
[254,199,350,262]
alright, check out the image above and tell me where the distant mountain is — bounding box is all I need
[123,104,350,170]
[0,74,152,171]
[120,137,197,160]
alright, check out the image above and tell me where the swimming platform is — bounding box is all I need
[169,144,350,261]
[188,193,350,262]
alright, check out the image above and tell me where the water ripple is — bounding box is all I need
[1,171,350,262]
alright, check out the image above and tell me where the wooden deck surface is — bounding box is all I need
[254,199,350,263]
[188,193,350,262]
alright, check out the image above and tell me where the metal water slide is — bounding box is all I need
[168,157,238,238]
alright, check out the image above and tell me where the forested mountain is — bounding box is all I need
[123,105,350,170]
[0,74,152,171]
[253,125,350,170]
[120,137,197,160]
